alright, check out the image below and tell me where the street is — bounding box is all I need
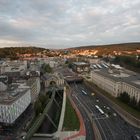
[69,82,140,140]
[69,84,95,140]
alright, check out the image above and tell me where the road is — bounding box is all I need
[69,85,95,140]
[69,82,140,140]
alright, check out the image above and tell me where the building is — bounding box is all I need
[91,68,140,102]
[26,70,40,77]
[0,83,31,124]
[42,72,64,89]
[49,60,58,68]
[72,62,90,73]
[39,57,61,68]
[0,82,7,91]
[0,61,4,74]
[27,77,40,102]
[0,75,8,84]
[0,60,27,77]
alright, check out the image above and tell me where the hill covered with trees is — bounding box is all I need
[0,47,46,59]
[68,42,140,56]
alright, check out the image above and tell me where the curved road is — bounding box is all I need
[70,84,95,140]
[70,82,140,140]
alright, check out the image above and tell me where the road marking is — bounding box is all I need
[71,83,110,140]
[94,116,109,120]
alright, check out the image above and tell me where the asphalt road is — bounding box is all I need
[69,85,95,140]
[69,82,140,140]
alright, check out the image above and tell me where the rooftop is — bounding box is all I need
[43,72,63,80]
[73,62,89,66]
[2,60,26,67]
[0,83,30,105]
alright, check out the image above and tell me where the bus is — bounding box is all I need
[95,105,104,115]
[81,90,87,95]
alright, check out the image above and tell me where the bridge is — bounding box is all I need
[64,76,83,83]
[59,68,83,83]
[25,86,66,140]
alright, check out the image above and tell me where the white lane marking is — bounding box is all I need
[74,85,108,140]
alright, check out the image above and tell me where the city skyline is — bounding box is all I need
[0,0,140,48]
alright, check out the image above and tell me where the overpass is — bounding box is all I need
[59,68,83,83]
[64,76,83,83]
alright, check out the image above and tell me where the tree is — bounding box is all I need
[34,99,43,116]
[113,56,120,63]
[130,97,137,109]
[119,92,130,104]
[68,63,72,69]
[41,63,52,73]
[137,101,140,111]
[39,94,49,108]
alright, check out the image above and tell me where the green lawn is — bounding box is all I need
[63,97,80,131]
[86,81,140,119]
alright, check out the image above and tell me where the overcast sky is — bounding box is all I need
[0,0,140,49]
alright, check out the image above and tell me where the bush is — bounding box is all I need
[130,97,137,109]
[118,92,139,111]
[118,92,130,104]
[34,99,43,116]
[41,63,52,73]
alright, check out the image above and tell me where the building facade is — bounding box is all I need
[43,73,64,88]
[27,77,40,102]
[0,60,27,77]
[72,62,90,73]
[91,69,140,102]
[0,85,31,124]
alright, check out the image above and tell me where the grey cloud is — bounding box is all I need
[0,0,140,48]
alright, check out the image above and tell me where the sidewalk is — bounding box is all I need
[60,131,85,140]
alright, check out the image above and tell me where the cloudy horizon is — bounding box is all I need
[0,0,140,49]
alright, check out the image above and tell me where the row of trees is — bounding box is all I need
[118,92,140,111]
[0,47,45,60]
[114,56,140,68]
[41,63,52,74]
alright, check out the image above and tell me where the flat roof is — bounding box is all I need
[73,62,89,66]
[0,83,29,105]
[93,68,140,90]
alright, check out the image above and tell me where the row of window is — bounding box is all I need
[0,91,31,123]
[92,72,140,100]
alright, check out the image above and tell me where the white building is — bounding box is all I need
[0,60,27,76]
[72,62,90,73]
[49,60,58,68]
[39,57,60,68]
[85,58,100,64]
[0,82,7,91]
[43,72,64,88]
[91,68,140,102]
[27,77,40,102]
[0,84,31,124]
